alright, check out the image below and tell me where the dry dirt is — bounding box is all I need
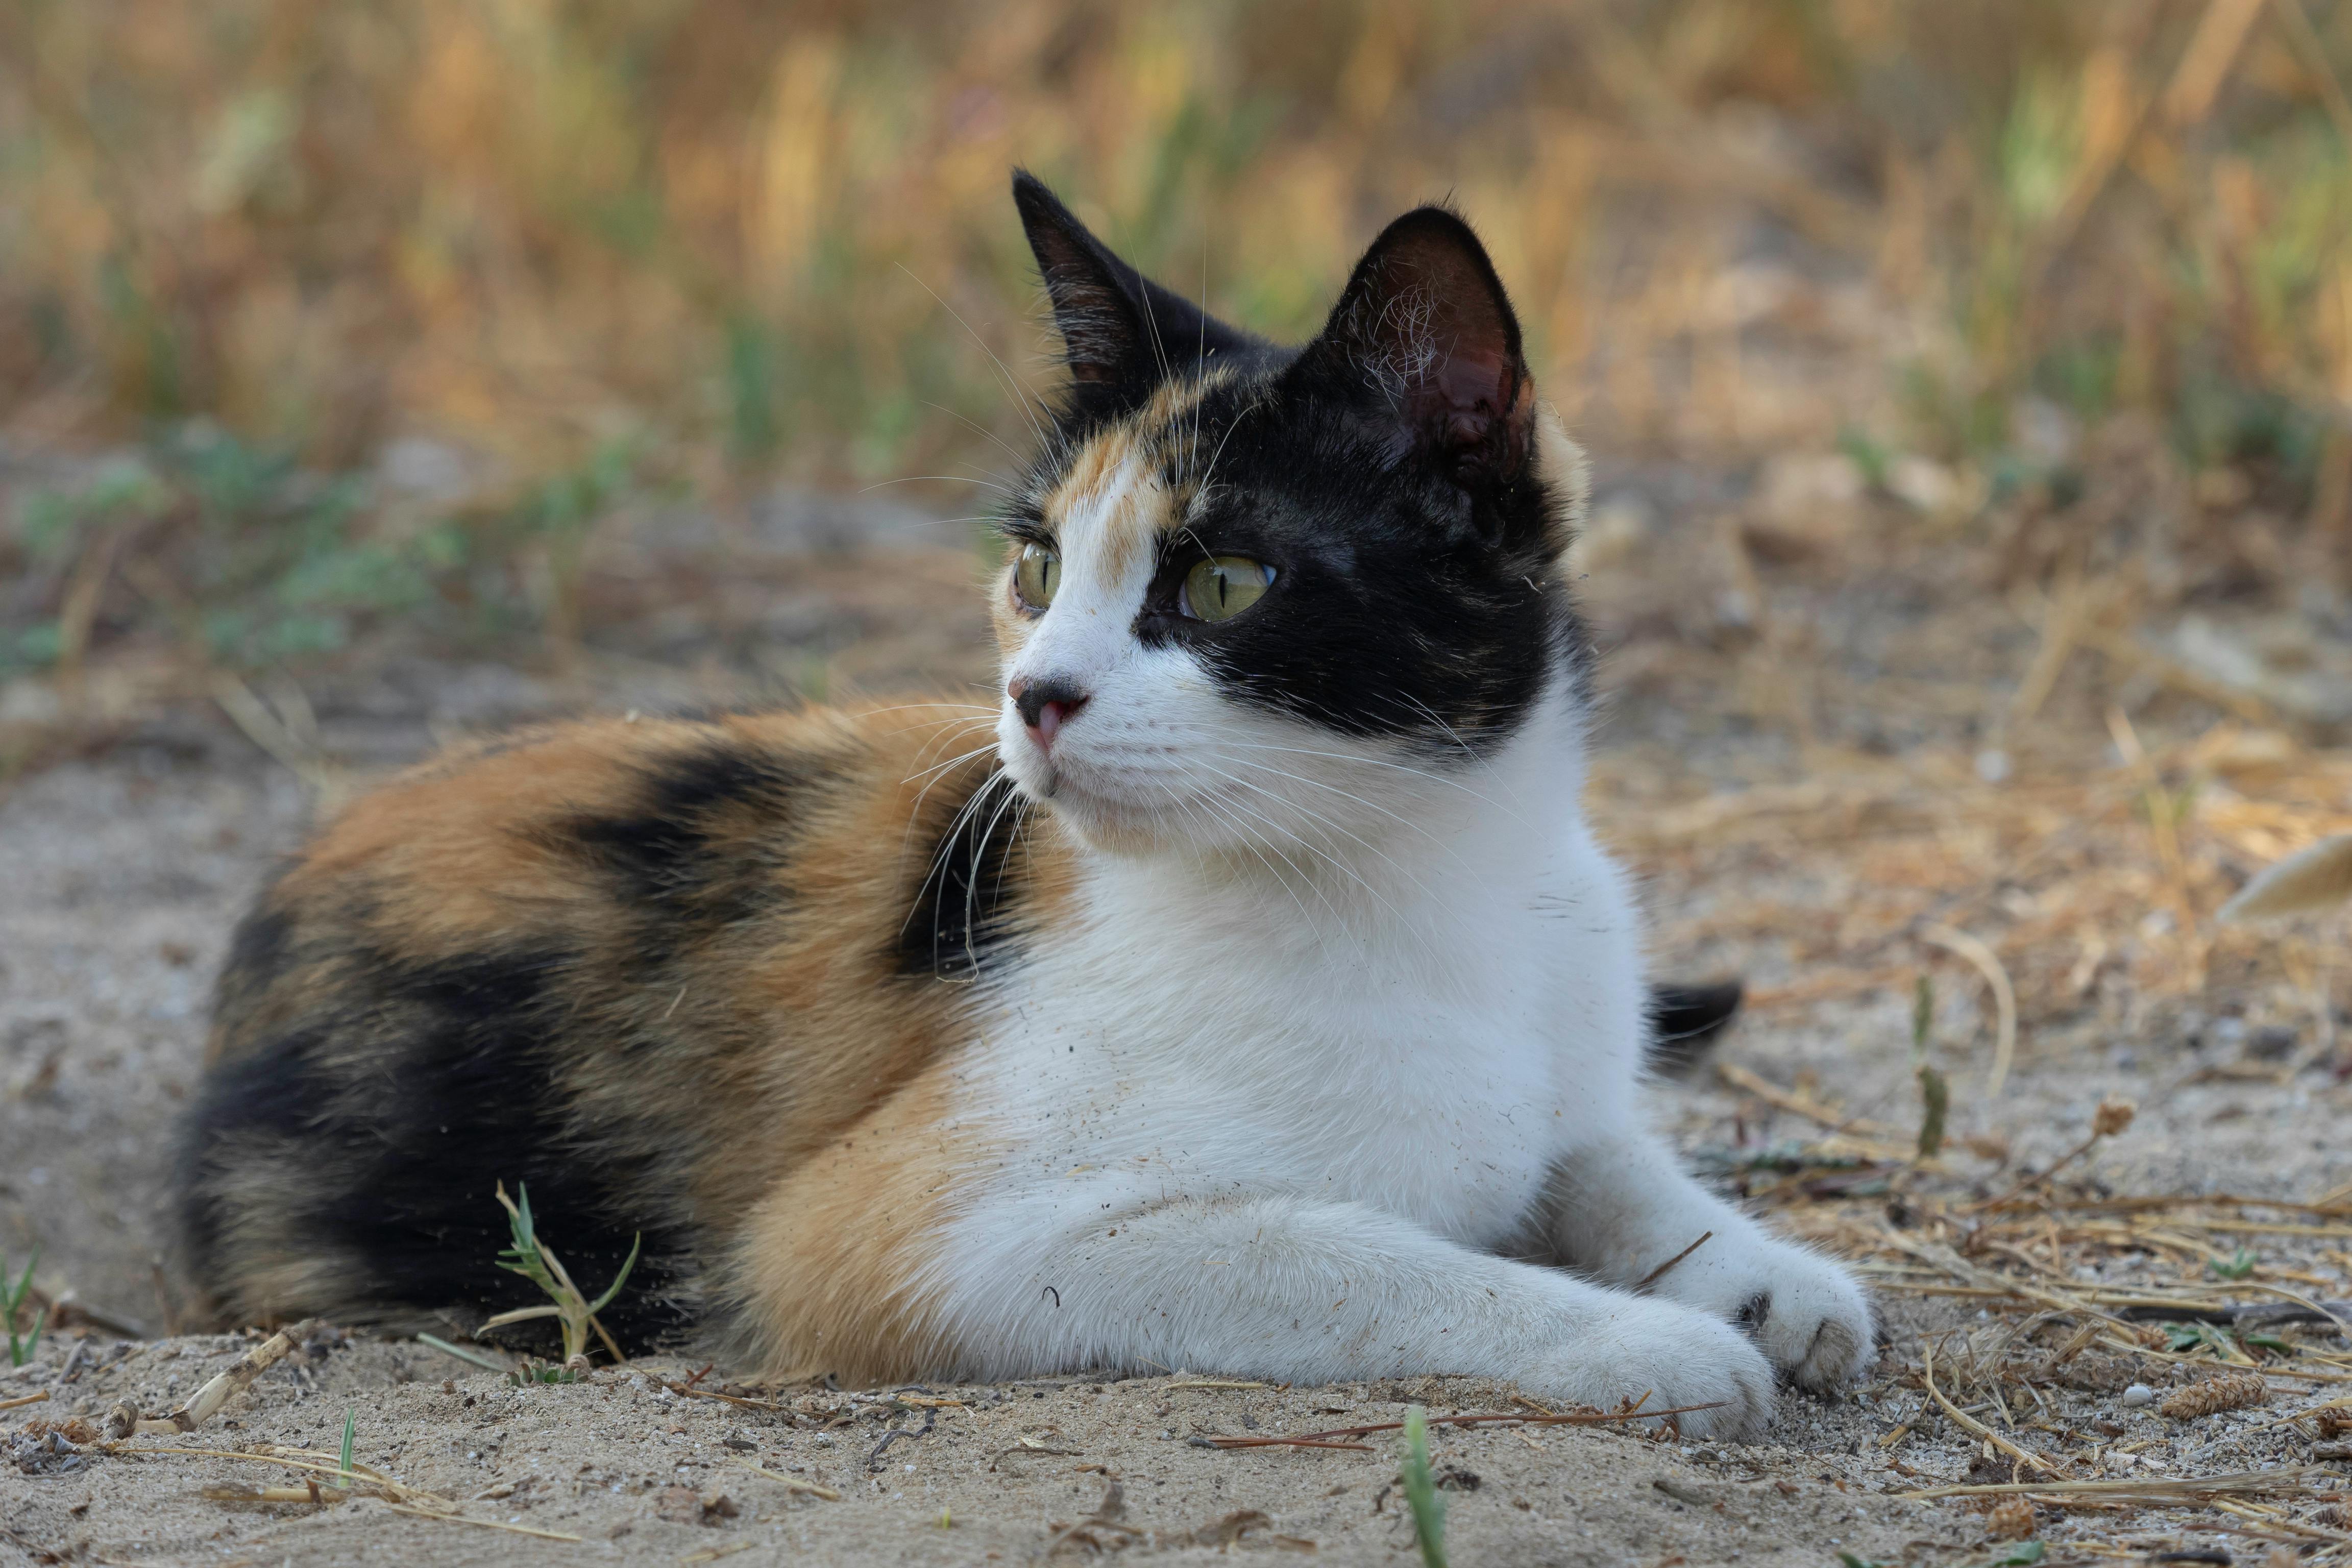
[5,473,2350,1565]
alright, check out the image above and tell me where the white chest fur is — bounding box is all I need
[903,705,1875,1432]
[942,704,1650,1260]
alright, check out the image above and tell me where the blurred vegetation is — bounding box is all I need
[5,0,2352,676]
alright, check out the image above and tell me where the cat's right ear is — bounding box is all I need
[1012,170,1255,411]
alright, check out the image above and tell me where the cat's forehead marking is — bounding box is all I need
[1042,374,1234,587]
[1046,435,1168,588]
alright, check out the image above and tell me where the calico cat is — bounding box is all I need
[177,172,1871,1438]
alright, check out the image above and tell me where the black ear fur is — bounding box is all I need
[1011,170,1261,413]
[1292,205,1535,490]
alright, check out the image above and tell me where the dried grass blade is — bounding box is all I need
[380,1503,583,1541]
[730,1458,843,1500]
[2220,833,2352,921]
[105,1330,299,1438]
[1921,1341,2062,1476]
[1200,1402,1727,1449]
[1899,1465,2320,1503]
[1919,924,2019,1097]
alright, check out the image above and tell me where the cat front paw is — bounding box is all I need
[1518,1298,1776,1441]
[1707,1243,1875,1391]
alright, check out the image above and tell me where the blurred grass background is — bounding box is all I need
[5,0,2352,682]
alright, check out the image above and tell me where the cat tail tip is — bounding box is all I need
[1646,979,1745,1077]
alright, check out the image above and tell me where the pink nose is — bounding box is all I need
[1009,676,1089,752]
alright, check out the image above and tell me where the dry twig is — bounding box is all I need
[1195,1401,1722,1452]
[1919,923,2020,1097]
[1634,1231,1714,1291]
[1920,1340,2063,1476]
[729,1458,843,1501]
[103,1329,298,1437]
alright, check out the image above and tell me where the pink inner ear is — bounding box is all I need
[1404,349,1533,474]
[1432,348,1508,414]
[1362,242,1516,427]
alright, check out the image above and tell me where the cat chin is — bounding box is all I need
[1000,767,1211,857]
[993,755,1270,860]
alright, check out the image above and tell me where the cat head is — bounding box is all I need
[990,171,1590,860]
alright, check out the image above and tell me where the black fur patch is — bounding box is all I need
[898,770,1029,980]
[179,941,691,1346]
[208,890,296,1023]
[546,736,812,988]
[559,739,806,910]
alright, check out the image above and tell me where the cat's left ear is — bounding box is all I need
[1293,206,1534,490]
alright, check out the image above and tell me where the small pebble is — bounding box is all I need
[2121,1384,2155,1407]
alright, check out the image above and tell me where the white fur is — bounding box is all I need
[926,437,1872,1438]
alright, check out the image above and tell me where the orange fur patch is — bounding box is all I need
[728,1055,995,1381]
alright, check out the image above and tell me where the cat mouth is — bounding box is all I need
[1008,752,1181,836]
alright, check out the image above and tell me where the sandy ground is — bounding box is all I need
[5,477,2351,1565]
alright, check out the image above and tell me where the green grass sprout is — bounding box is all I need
[2207,1248,2257,1280]
[481,1180,640,1369]
[1399,1405,1449,1568]
[3,1248,44,1368]
[1915,1062,1949,1161]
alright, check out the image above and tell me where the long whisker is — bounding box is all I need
[1385,691,1521,803]
[1209,750,1476,871]
[898,734,1006,873]
[1182,763,1424,938]
[1214,790,1410,940]
[859,701,997,719]
[1211,738,1525,823]
[900,761,1010,951]
[1184,751,1447,887]
[903,737,1006,789]
[857,474,1018,498]
[1181,787,1337,951]
[896,262,1049,451]
[921,400,1030,468]
[958,772,1026,974]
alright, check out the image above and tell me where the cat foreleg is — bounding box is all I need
[940,1195,1778,1438]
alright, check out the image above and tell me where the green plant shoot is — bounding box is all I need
[3,1248,44,1368]
[1400,1405,1449,1568]
[482,1181,640,1366]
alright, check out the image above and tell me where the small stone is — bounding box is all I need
[2121,1384,2155,1407]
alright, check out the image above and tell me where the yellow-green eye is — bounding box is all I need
[1181,557,1275,623]
[1013,543,1059,610]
